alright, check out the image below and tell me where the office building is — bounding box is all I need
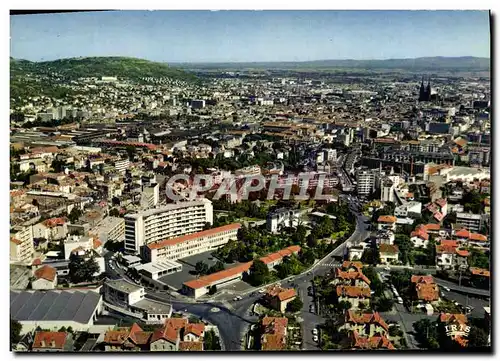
[456,212,482,233]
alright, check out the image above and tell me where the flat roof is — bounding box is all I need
[135,260,183,275]
[310,211,337,219]
[132,298,172,315]
[122,255,142,263]
[10,290,101,324]
[125,199,211,219]
[105,279,143,294]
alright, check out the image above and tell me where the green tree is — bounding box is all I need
[68,254,100,283]
[247,260,270,286]
[467,326,489,349]
[11,319,22,345]
[413,319,439,349]
[195,261,209,275]
[208,261,225,274]
[292,225,307,245]
[109,208,120,217]
[395,233,414,266]
[286,297,304,313]
[469,250,490,269]
[204,329,221,350]
[68,207,83,223]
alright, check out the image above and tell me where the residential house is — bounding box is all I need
[410,226,430,248]
[377,216,397,231]
[32,217,68,242]
[438,313,469,347]
[348,331,396,350]
[453,229,489,249]
[378,244,399,264]
[340,310,390,337]
[411,275,440,303]
[330,267,371,289]
[102,323,152,351]
[32,265,58,290]
[31,331,73,352]
[336,285,371,309]
[264,285,297,313]
[260,316,288,351]
[150,318,204,351]
[435,240,469,271]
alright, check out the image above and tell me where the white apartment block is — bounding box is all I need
[114,159,130,173]
[89,216,125,244]
[266,209,301,233]
[124,199,214,254]
[10,225,34,265]
[356,169,377,196]
[456,212,482,233]
[144,223,241,263]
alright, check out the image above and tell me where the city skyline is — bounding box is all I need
[10,10,490,63]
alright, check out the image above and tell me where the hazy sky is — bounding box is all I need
[10,10,490,62]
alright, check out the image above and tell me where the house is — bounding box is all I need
[377,216,397,231]
[438,313,469,347]
[336,285,371,309]
[150,318,204,351]
[340,310,389,337]
[410,226,430,248]
[435,240,469,271]
[411,275,440,303]
[32,265,58,290]
[348,331,396,350]
[453,228,489,248]
[260,316,288,351]
[330,267,371,289]
[102,323,152,351]
[32,218,68,242]
[264,285,297,313]
[378,244,399,264]
[468,267,490,288]
[31,331,73,352]
[183,323,205,342]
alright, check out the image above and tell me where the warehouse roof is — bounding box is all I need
[10,290,101,324]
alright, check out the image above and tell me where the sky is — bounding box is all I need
[10,10,491,63]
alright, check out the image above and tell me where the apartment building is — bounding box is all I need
[266,208,300,233]
[356,168,377,196]
[456,212,482,233]
[124,199,213,254]
[10,225,34,265]
[144,223,241,262]
[89,216,125,244]
[114,158,130,173]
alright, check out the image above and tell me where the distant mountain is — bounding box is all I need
[10,56,197,81]
[172,56,490,71]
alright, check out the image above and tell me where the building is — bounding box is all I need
[377,215,397,231]
[10,289,103,334]
[31,331,73,352]
[260,317,288,350]
[356,168,377,196]
[263,285,297,313]
[32,265,58,290]
[89,216,125,244]
[456,213,482,233]
[149,318,205,352]
[32,218,68,242]
[114,158,130,173]
[380,178,395,203]
[124,199,213,254]
[144,223,241,263]
[341,310,390,337]
[190,99,206,109]
[266,208,300,233]
[10,225,35,265]
[419,77,432,102]
[394,201,422,218]
[348,331,395,350]
[102,323,152,351]
[411,275,440,303]
[134,260,183,280]
[438,313,469,347]
[140,183,160,209]
[378,244,399,264]
[435,240,469,271]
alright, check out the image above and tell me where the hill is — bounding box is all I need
[10,56,197,81]
[172,56,490,71]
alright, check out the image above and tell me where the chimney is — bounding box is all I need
[41,340,45,347]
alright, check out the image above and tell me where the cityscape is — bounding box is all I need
[9,10,491,352]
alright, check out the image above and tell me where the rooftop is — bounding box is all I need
[105,279,144,294]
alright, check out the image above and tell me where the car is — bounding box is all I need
[312,328,318,335]
[258,289,265,294]
[443,286,451,292]
[397,297,403,304]
[384,266,391,271]
[237,296,242,300]
[313,336,319,342]
[233,297,238,301]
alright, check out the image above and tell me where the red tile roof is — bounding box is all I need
[336,285,371,298]
[379,244,399,254]
[10,238,22,245]
[341,261,364,271]
[261,316,288,350]
[335,269,371,285]
[148,223,241,250]
[151,318,188,344]
[345,311,389,331]
[411,275,435,284]
[34,265,57,282]
[179,341,203,351]
[423,223,441,231]
[104,323,151,346]
[470,267,490,277]
[411,227,429,240]
[42,217,66,228]
[351,331,396,350]
[184,323,205,337]
[377,215,397,223]
[32,331,68,350]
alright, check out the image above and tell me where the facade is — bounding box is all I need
[32,218,68,242]
[456,213,482,233]
[32,265,58,290]
[260,317,288,351]
[114,158,130,173]
[435,240,469,271]
[134,260,183,280]
[264,285,297,313]
[378,244,399,264]
[380,179,394,203]
[356,168,377,196]
[10,225,34,265]
[266,208,301,233]
[89,216,125,244]
[341,310,390,337]
[124,199,213,254]
[144,223,241,263]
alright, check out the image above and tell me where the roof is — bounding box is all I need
[411,275,435,284]
[336,285,371,298]
[415,283,440,301]
[260,245,301,265]
[377,215,397,223]
[42,217,66,228]
[440,313,467,325]
[105,279,143,294]
[10,238,22,245]
[379,244,399,254]
[345,311,389,331]
[185,323,205,337]
[179,341,203,351]
[411,227,429,240]
[470,267,490,277]
[34,265,57,282]
[183,261,252,290]
[335,268,371,285]
[147,223,241,250]
[265,285,296,302]
[10,290,101,324]
[151,318,188,344]
[32,331,68,350]
[341,261,364,271]
[351,331,396,350]
[423,223,441,231]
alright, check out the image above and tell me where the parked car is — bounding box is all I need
[312,328,318,335]
[397,297,404,304]
[384,266,391,271]
[443,286,451,292]
[313,336,319,342]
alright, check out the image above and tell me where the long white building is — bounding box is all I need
[124,199,213,254]
[144,223,241,263]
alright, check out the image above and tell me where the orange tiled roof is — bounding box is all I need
[470,267,490,277]
[351,331,396,350]
[148,223,241,250]
[423,223,441,231]
[151,318,188,344]
[42,217,66,228]
[10,238,22,245]
[179,341,203,351]
[440,313,467,325]
[184,323,205,337]
[379,244,399,254]
[336,285,371,298]
[34,265,57,282]
[415,283,439,301]
[377,215,397,223]
[335,269,371,285]
[183,262,252,290]
[345,311,389,331]
[411,275,435,284]
[32,331,68,350]
[342,261,364,271]
[93,238,103,249]
[411,228,429,240]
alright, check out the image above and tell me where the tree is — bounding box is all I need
[338,301,352,311]
[469,250,490,269]
[68,254,100,283]
[11,319,22,345]
[413,319,439,349]
[395,233,414,266]
[467,326,489,349]
[286,297,304,313]
[247,260,270,286]
[68,207,83,223]
[109,208,120,217]
[208,261,225,274]
[292,225,307,245]
[204,329,221,350]
[195,261,209,276]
